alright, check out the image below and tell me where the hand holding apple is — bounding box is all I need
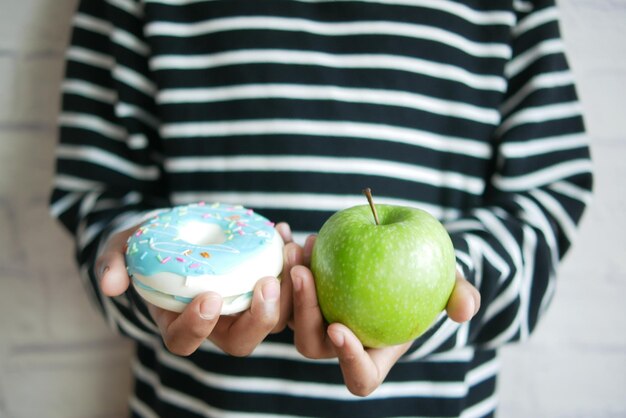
[310,189,458,348]
[289,234,480,397]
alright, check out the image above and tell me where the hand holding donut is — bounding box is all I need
[95,204,299,357]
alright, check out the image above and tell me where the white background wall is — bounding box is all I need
[0,1,624,417]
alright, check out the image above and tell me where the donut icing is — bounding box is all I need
[125,202,283,314]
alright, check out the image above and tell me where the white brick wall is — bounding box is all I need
[0,1,624,417]
[0,1,133,418]
[498,1,626,416]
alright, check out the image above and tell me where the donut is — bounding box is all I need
[125,202,283,315]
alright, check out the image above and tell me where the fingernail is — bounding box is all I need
[288,247,297,266]
[262,279,280,304]
[473,295,481,316]
[277,223,292,242]
[199,295,221,320]
[100,265,110,278]
[291,273,302,292]
[262,279,280,315]
[304,235,316,254]
[328,329,345,348]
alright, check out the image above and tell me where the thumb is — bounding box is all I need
[95,228,136,297]
[97,248,131,296]
[446,272,481,323]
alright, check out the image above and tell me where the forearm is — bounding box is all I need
[50,0,168,337]
[404,0,593,358]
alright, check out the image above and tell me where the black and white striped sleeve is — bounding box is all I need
[407,0,592,358]
[50,0,166,338]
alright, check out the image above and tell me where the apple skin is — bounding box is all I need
[311,204,456,348]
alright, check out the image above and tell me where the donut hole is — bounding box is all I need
[178,222,227,246]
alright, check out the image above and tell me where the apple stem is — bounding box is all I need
[362,188,380,226]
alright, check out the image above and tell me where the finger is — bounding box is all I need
[275,222,293,244]
[303,234,317,266]
[286,237,315,329]
[95,226,138,297]
[97,248,130,297]
[149,292,223,356]
[327,323,378,397]
[272,242,303,333]
[327,323,411,397]
[211,276,281,357]
[446,272,481,323]
[291,265,334,359]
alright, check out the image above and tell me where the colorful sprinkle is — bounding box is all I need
[125,203,278,278]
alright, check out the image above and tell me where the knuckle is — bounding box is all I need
[348,380,377,397]
[162,329,203,357]
[224,344,255,358]
[250,307,280,331]
[259,312,280,331]
[294,340,314,358]
[298,347,316,359]
[175,347,195,357]
[188,327,208,341]
[163,337,189,356]
[293,292,313,312]
[270,319,288,335]
[340,351,357,365]
[257,307,279,324]
[212,334,258,358]
[295,340,324,359]
[299,292,320,312]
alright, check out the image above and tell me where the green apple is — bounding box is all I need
[311,190,456,348]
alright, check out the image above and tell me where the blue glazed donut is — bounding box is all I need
[125,202,284,314]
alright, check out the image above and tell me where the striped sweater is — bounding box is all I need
[50,0,593,417]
